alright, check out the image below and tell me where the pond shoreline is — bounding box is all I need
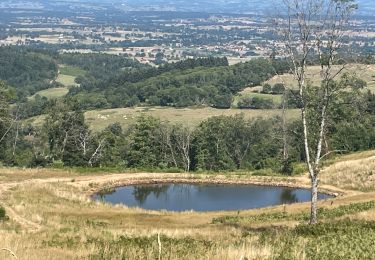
[87,175,342,201]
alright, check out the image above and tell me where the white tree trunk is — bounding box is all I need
[310,175,319,224]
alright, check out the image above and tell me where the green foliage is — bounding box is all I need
[95,123,127,167]
[0,47,58,98]
[58,53,143,81]
[70,58,289,109]
[0,206,8,221]
[192,115,280,171]
[330,91,375,152]
[43,102,97,166]
[282,220,375,260]
[126,116,163,168]
[237,96,274,109]
[281,158,293,175]
[262,83,285,94]
[212,200,375,224]
[88,234,216,260]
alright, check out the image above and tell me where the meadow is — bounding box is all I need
[263,64,375,92]
[26,63,375,132]
[84,107,299,132]
[29,88,69,100]
[0,151,374,259]
[29,65,84,100]
[55,65,84,87]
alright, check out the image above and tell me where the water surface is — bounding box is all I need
[94,184,333,212]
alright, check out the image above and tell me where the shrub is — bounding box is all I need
[238,96,274,109]
[0,206,8,221]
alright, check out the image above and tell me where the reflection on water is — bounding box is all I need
[94,184,333,212]
[280,189,298,204]
[133,185,170,205]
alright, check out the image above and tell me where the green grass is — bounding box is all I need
[84,107,299,132]
[28,106,299,131]
[29,87,69,100]
[55,64,86,87]
[213,200,375,224]
[59,65,86,77]
[257,220,375,260]
[56,74,78,87]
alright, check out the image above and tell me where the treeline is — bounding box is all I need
[1,88,374,172]
[68,58,290,109]
[58,53,145,81]
[0,45,273,112]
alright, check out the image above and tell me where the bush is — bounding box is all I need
[0,206,8,221]
[281,158,293,175]
[238,96,274,109]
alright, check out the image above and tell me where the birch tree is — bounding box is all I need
[277,0,357,224]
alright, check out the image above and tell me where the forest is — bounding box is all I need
[0,80,374,172]
[0,47,374,172]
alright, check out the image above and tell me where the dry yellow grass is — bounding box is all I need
[264,64,375,92]
[85,106,299,132]
[0,151,375,259]
[321,151,375,191]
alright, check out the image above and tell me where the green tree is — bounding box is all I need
[127,116,162,168]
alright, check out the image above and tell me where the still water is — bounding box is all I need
[94,184,333,212]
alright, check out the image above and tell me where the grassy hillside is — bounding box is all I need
[263,64,375,92]
[29,87,69,100]
[28,107,299,131]
[84,107,299,131]
[55,65,85,87]
[0,151,374,259]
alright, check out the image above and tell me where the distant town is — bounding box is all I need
[1,1,375,65]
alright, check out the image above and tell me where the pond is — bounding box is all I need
[93,184,333,212]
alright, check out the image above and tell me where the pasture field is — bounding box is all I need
[29,87,69,100]
[55,74,78,87]
[0,151,374,259]
[59,65,86,78]
[85,107,299,131]
[263,64,375,92]
[55,65,85,87]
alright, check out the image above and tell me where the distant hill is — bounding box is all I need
[75,0,375,16]
[124,0,374,15]
[2,0,374,16]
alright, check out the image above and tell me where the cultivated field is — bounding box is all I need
[0,151,374,259]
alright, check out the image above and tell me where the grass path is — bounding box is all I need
[0,153,372,232]
[0,151,374,259]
